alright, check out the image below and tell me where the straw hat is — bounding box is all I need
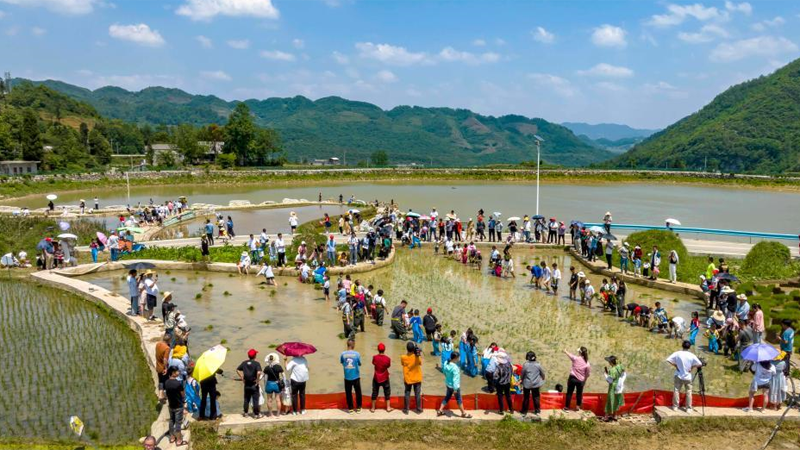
[737,293,748,301]
[577,271,585,277]
[144,269,154,276]
[241,251,248,256]
[711,310,726,322]
[162,291,173,300]
[265,352,281,365]
[721,286,735,295]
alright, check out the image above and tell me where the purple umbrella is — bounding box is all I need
[741,343,779,362]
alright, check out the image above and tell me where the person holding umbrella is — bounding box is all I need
[279,342,316,415]
[741,343,779,412]
[196,345,227,421]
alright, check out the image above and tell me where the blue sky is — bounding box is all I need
[1,0,799,128]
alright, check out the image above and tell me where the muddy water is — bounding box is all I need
[9,180,799,234]
[83,248,748,412]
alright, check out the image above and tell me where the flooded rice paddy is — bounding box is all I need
[82,247,749,412]
[0,281,156,443]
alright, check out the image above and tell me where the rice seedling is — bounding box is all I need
[195,293,202,299]
[205,325,214,331]
[223,291,231,296]
[247,305,255,311]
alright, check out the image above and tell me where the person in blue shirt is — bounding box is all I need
[204,219,215,245]
[528,264,543,288]
[780,319,794,376]
[127,269,139,317]
[340,339,362,413]
[410,309,424,344]
[435,352,471,418]
[326,235,337,266]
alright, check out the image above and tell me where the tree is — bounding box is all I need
[371,150,389,167]
[173,124,202,163]
[79,122,89,148]
[20,108,42,161]
[223,103,256,166]
[88,129,111,164]
[250,128,283,165]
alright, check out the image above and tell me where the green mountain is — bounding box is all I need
[17,78,614,167]
[607,58,800,173]
[562,122,658,141]
[578,134,646,154]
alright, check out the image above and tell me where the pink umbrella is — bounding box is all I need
[276,342,317,357]
[96,232,107,246]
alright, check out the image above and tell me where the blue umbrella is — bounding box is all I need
[740,343,779,362]
[571,220,584,227]
[532,214,545,220]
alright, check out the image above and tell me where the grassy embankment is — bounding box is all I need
[189,417,798,450]
[3,168,800,201]
[0,216,106,256]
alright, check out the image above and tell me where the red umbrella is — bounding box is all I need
[276,342,317,357]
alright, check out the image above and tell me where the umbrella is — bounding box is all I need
[194,344,228,381]
[600,233,618,241]
[406,212,421,218]
[1,254,15,266]
[741,343,779,362]
[57,233,78,240]
[666,218,681,226]
[717,272,740,282]
[276,342,317,357]
[589,226,605,234]
[570,220,584,227]
[348,209,360,214]
[419,215,431,221]
[117,226,145,234]
[58,221,71,231]
[507,216,521,221]
[532,214,545,220]
[96,232,107,246]
[493,212,502,218]
[46,194,57,201]
[124,262,157,270]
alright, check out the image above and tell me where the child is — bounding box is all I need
[503,255,515,278]
[434,238,441,255]
[281,372,293,415]
[432,324,443,357]
[323,276,331,301]
[90,239,99,263]
[411,310,424,344]
[439,332,454,370]
[551,263,561,293]
[705,323,720,354]
[541,261,552,291]
[689,311,701,346]
[493,262,503,277]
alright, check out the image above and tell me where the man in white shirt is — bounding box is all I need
[275,233,286,267]
[666,341,703,412]
[143,270,159,321]
[107,232,120,262]
[248,234,259,263]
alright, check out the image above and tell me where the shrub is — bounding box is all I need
[217,153,236,169]
[741,241,798,280]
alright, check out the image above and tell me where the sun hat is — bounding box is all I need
[241,251,248,256]
[247,348,258,358]
[145,269,154,276]
[737,293,748,301]
[577,271,585,277]
[721,286,735,295]
[162,291,173,300]
[265,352,281,365]
[711,310,726,322]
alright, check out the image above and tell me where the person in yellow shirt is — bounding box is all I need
[705,256,716,280]
[400,341,423,414]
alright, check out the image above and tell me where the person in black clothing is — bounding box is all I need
[422,308,438,343]
[199,369,221,421]
[164,367,187,446]
[236,349,263,418]
[200,235,210,262]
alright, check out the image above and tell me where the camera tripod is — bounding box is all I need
[691,366,707,416]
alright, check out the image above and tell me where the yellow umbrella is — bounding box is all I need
[194,344,227,381]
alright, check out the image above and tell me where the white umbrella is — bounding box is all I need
[666,218,681,226]
[349,209,360,214]
[58,221,71,231]
[57,233,78,240]
[589,226,605,234]
[493,212,502,218]
[46,194,58,201]
[507,216,521,221]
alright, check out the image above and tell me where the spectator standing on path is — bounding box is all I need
[752,304,765,343]
[326,234,336,266]
[340,339,363,413]
[236,349,263,418]
[520,351,546,417]
[155,334,170,403]
[780,319,794,376]
[605,239,614,270]
[204,219,215,246]
[401,341,423,414]
[666,340,702,412]
[108,232,120,262]
[164,367,187,446]
[127,269,139,316]
[94,196,99,211]
[370,343,392,413]
[436,351,471,418]
[493,352,514,414]
[668,250,679,283]
[603,356,626,422]
[275,233,286,267]
[198,368,220,421]
[286,355,309,414]
[563,347,590,411]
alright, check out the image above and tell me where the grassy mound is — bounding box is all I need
[615,230,703,281]
[740,241,798,280]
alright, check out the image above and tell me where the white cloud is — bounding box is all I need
[643,81,689,99]
[752,16,784,32]
[108,23,165,47]
[332,51,349,65]
[595,81,626,92]
[226,39,249,49]
[292,38,304,49]
[0,0,99,15]
[355,42,430,66]
[591,24,627,48]
[678,24,729,44]
[527,73,578,98]
[375,69,397,83]
[438,47,500,64]
[648,4,724,27]
[176,0,279,21]
[472,38,486,47]
[724,1,752,15]
[31,26,45,35]
[260,50,296,61]
[710,36,798,62]
[200,70,232,81]
[532,26,555,44]
[196,35,212,48]
[577,63,634,78]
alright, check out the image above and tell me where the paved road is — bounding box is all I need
[77,231,798,258]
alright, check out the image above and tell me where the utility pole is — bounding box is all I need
[533,135,544,216]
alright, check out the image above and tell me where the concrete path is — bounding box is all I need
[654,405,800,422]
